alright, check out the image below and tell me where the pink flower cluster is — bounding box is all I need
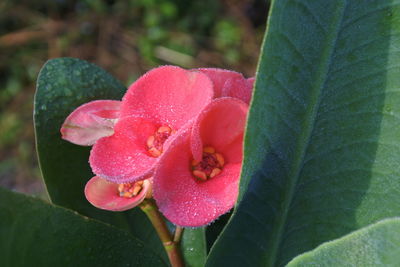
[61,66,253,227]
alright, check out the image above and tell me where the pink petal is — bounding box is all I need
[153,99,248,227]
[89,116,158,183]
[120,66,214,129]
[61,100,121,146]
[84,176,150,211]
[191,98,248,161]
[197,68,244,98]
[247,77,255,89]
[221,77,254,104]
[153,129,241,227]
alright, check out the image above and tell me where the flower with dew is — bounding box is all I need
[61,65,252,214]
[153,98,248,227]
[89,66,214,184]
[84,176,152,211]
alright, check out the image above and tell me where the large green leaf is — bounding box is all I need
[34,58,166,261]
[207,1,400,266]
[0,187,166,266]
[287,218,400,266]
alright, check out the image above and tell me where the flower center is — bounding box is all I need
[146,126,175,157]
[191,146,225,181]
[118,181,144,198]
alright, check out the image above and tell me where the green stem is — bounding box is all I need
[173,226,184,243]
[140,199,184,267]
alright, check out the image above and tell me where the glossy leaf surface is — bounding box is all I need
[34,58,166,261]
[207,1,400,266]
[0,187,166,267]
[287,218,400,266]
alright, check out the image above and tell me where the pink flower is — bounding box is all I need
[84,176,152,211]
[62,66,214,183]
[61,65,252,216]
[153,98,248,227]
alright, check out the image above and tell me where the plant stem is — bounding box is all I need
[173,226,184,243]
[140,199,184,267]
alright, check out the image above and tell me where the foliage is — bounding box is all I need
[0,187,166,266]
[207,0,400,266]
[2,0,400,266]
[287,218,400,267]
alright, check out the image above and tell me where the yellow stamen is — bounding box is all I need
[146,135,155,147]
[132,185,142,195]
[193,170,207,181]
[118,182,144,198]
[209,168,221,178]
[191,146,225,181]
[215,153,225,167]
[146,125,174,158]
[157,126,172,133]
[203,146,215,154]
[148,147,162,157]
[118,184,124,193]
[123,192,132,198]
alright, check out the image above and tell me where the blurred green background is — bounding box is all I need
[0,0,268,199]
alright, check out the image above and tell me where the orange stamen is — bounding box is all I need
[118,181,144,198]
[148,147,162,157]
[191,146,225,181]
[203,146,215,154]
[215,153,225,166]
[193,170,207,181]
[209,168,221,178]
[157,126,171,133]
[132,185,142,195]
[146,125,174,157]
[147,135,155,148]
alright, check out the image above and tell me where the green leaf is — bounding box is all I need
[35,57,124,221]
[34,58,167,261]
[207,1,400,266]
[287,218,400,266]
[181,227,207,267]
[0,187,167,267]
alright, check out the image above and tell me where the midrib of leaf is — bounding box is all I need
[267,1,347,266]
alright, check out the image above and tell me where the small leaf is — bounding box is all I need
[34,58,167,261]
[0,187,167,267]
[287,218,400,266]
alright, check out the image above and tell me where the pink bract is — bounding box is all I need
[90,116,158,182]
[121,66,214,129]
[84,176,151,211]
[198,68,254,104]
[61,100,121,146]
[153,98,248,227]
[89,66,214,183]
